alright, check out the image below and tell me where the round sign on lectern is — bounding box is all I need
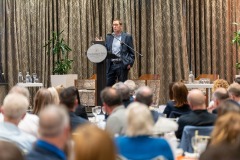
[87,44,107,63]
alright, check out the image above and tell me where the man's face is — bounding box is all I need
[112,20,122,33]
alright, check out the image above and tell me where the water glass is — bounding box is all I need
[95,106,101,115]
[191,136,209,154]
[92,107,98,117]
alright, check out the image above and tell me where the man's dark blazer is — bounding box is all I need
[105,32,135,73]
[175,110,217,139]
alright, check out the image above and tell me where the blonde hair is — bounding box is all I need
[210,112,240,146]
[48,87,60,104]
[72,124,116,160]
[126,102,154,136]
[212,79,229,92]
[55,85,65,96]
[32,88,54,115]
[2,93,29,120]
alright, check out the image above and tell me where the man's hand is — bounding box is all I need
[127,65,131,70]
[95,37,103,41]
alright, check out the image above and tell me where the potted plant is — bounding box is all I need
[232,23,240,74]
[44,30,77,87]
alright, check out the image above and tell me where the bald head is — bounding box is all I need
[187,89,206,109]
[100,87,122,107]
[213,88,229,101]
[135,86,153,106]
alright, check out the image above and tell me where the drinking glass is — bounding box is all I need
[192,136,209,155]
[95,106,101,115]
[32,73,37,83]
[92,107,98,117]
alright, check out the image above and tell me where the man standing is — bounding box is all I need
[105,19,135,86]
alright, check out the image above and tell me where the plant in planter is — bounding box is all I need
[232,22,240,74]
[44,30,73,75]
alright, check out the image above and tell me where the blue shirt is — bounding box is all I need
[112,33,122,57]
[115,135,174,160]
[26,140,66,160]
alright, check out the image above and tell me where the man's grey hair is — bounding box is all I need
[9,86,30,100]
[2,93,29,120]
[38,104,69,137]
[228,83,240,97]
[135,86,153,106]
[112,82,130,100]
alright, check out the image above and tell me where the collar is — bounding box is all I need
[112,105,125,113]
[36,140,66,160]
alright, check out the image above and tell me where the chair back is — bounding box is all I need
[179,125,213,153]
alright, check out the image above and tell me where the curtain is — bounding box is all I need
[0,0,239,104]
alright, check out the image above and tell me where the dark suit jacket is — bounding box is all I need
[69,112,88,131]
[163,100,191,118]
[175,110,217,139]
[105,32,135,73]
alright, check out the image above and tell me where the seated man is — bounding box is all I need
[26,105,70,160]
[0,93,36,153]
[60,86,88,131]
[101,87,126,136]
[176,89,217,139]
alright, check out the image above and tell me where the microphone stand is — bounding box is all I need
[111,34,143,57]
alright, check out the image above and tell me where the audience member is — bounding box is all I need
[55,85,88,120]
[228,82,240,103]
[217,99,240,117]
[101,87,126,136]
[115,102,174,160]
[60,86,87,131]
[124,79,137,101]
[26,105,70,160]
[175,89,216,139]
[0,93,36,153]
[163,82,191,118]
[32,88,54,115]
[235,76,240,84]
[55,85,65,95]
[210,112,240,146]
[212,79,229,93]
[0,140,25,160]
[207,87,229,114]
[135,86,161,122]
[74,87,88,120]
[168,82,175,100]
[112,82,132,107]
[48,87,60,104]
[9,86,39,137]
[72,124,116,160]
[200,143,240,160]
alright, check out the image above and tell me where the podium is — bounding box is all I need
[87,41,118,106]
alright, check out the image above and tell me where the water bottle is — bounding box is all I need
[18,72,23,83]
[188,71,195,84]
[25,72,31,83]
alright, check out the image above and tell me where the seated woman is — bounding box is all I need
[209,112,240,146]
[115,102,174,160]
[163,82,191,118]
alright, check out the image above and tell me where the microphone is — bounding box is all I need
[110,33,143,57]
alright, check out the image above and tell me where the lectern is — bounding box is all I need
[87,41,117,106]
